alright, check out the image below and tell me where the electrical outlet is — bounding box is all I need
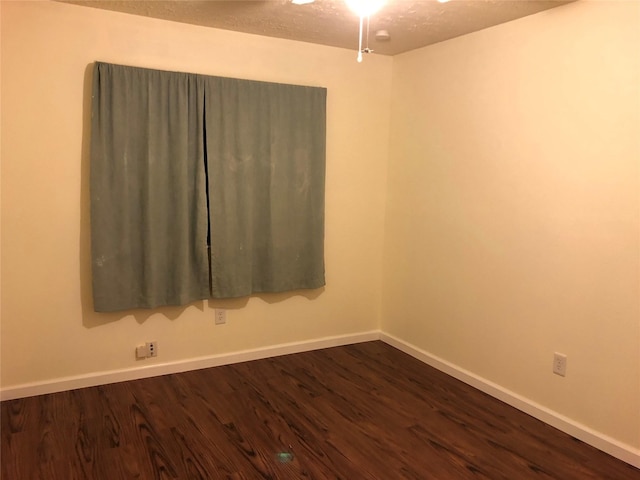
[146,341,158,357]
[553,352,567,377]
[215,309,227,325]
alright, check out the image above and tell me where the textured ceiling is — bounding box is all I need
[59,0,572,56]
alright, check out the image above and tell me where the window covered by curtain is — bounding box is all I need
[90,62,326,312]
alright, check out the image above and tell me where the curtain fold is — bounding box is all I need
[90,62,326,311]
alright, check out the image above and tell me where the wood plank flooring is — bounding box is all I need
[2,341,639,479]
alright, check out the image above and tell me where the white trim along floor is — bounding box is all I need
[1,330,638,468]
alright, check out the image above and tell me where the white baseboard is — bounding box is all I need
[2,329,638,469]
[0,330,381,401]
[379,332,640,469]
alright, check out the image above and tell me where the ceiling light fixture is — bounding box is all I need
[345,0,385,17]
[345,0,386,63]
[291,0,315,5]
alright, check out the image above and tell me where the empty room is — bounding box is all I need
[1,0,639,478]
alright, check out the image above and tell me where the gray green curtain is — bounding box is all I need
[91,62,326,312]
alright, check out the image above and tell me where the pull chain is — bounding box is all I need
[357,15,364,62]
[357,15,373,62]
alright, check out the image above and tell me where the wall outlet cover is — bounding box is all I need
[553,352,567,377]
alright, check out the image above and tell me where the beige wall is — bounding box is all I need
[0,1,391,386]
[2,0,639,455]
[383,0,639,448]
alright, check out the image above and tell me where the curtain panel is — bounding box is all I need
[90,62,326,312]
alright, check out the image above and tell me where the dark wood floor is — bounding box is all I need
[2,341,638,479]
